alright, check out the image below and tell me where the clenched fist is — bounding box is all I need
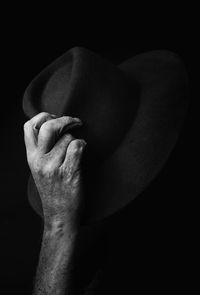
[23,112,87,229]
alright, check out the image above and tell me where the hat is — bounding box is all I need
[22,47,189,225]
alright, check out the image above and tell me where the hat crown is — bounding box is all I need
[23,47,139,165]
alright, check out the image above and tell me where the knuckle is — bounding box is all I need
[42,163,56,176]
[23,120,30,131]
[63,133,74,142]
[63,116,74,124]
[27,153,35,167]
[33,159,56,177]
[40,120,55,132]
[30,112,48,123]
[40,111,51,116]
[68,139,84,154]
[30,157,42,173]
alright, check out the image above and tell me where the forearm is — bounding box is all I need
[33,218,79,295]
[24,113,87,294]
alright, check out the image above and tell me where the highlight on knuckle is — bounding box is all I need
[27,152,35,167]
[23,120,30,131]
[29,154,43,172]
[31,157,42,173]
[34,161,56,177]
[63,116,73,124]
[40,111,50,116]
[43,163,57,176]
[63,133,74,142]
[69,139,83,155]
[40,120,54,133]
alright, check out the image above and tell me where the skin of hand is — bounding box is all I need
[24,112,87,294]
[24,111,87,230]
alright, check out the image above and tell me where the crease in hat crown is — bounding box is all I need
[23,46,136,118]
[23,47,86,118]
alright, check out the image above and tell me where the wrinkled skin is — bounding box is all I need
[23,112,87,228]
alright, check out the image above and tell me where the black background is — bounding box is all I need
[0,8,197,294]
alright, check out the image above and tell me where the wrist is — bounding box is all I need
[44,215,80,239]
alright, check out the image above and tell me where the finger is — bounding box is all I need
[26,112,57,149]
[61,139,87,175]
[38,116,83,153]
[23,120,37,153]
[49,133,75,167]
[29,112,57,132]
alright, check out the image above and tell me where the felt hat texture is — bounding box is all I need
[22,47,189,225]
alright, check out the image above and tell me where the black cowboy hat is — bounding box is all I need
[22,47,189,225]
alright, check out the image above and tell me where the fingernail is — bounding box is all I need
[73,117,82,123]
[71,121,83,126]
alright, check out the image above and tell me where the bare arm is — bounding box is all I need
[24,112,87,294]
[33,220,78,295]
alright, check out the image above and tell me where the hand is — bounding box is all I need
[23,112,87,229]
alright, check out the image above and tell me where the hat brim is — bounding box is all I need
[27,49,189,225]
